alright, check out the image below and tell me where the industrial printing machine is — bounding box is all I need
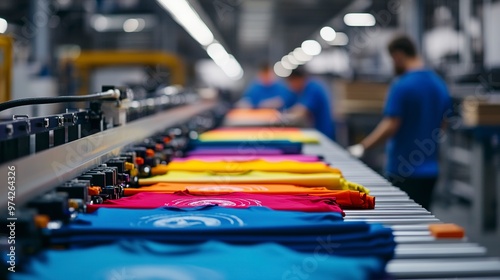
[1,86,500,279]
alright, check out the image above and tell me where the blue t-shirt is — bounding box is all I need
[190,139,303,154]
[242,80,297,110]
[49,206,395,260]
[296,80,335,139]
[384,70,451,179]
[12,241,387,280]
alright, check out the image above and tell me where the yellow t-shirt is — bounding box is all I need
[160,160,340,174]
[199,130,319,144]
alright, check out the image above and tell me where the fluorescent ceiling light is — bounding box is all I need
[158,0,242,79]
[320,26,336,42]
[343,13,375,26]
[207,43,243,80]
[301,40,322,56]
[207,42,229,63]
[91,14,154,32]
[0,18,7,34]
[157,0,214,46]
[281,56,297,70]
[123,18,145,32]
[221,55,244,80]
[92,15,109,32]
[328,32,349,46]
[286,54,300,65]
[292,48,312,63]
[274,61,291,78]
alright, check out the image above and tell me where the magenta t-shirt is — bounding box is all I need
[187,148,283,156]
[173,154,321,163]
[87,192,344,215]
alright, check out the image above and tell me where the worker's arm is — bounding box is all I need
[349,117,401,157]
[235,98,252,108]
[280,104,309,125]
[361,117,401,149]
[258,97,284,109]
[236,83,258,108]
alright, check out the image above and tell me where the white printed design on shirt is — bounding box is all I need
[166,198,263,207]
[105,265,223,280]
[134,213,245,228]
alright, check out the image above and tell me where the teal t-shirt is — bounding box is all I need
[13,241,387,280]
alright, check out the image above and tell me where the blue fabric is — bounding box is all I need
[242,80,297,110]
[189,140,303,154]
[12,241,387,280]
[296,80,335,139]
[49,207,395,260]
[384,70,451,178]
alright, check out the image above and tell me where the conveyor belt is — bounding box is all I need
[301,129,500,279]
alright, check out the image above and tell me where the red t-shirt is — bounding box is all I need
[87,191,344,215]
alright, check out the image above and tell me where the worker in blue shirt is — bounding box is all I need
[282,68,335,140]
[236,63,297,111]
[349,35,452,210]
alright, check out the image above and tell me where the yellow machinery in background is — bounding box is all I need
[0,35,13,102]
[63,51,186,96]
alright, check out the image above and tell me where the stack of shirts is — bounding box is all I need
[51,206,395,261]
[35,126,393,279]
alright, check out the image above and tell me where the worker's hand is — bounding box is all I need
[258,97,283,109]
[348,144,365,158]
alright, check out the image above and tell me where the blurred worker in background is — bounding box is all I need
[348,35,451,210]
[282,67,335,140]
[236,63,297,111]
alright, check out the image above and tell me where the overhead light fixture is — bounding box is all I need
[157,0,214,46]
[328,32,349,46]
[158,0,243,80]
[0,18,7,34]
[320,26,336,42]
[91,15,109,32]
[301,40,322,56]
[292,48,312,63]
[222,55,244,80]
[274,62,291,78]
[123,18,146,32]
[207,42,229,62]
[281,56,297,70]
[343,13,375,27]
[91,14,155,32]
[206,43,243,80]
[286,54,300,65]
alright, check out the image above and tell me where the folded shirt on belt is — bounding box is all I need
[49,206,395,261]
[172,154,321,162]
[138,170,370,193]
[199,128,319,144]
[86,191,345,215]
[153,159,339,174]
[12,240,388,280]
[188,140,302,154]
[124,183,375,209]
[187,147,284,156]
